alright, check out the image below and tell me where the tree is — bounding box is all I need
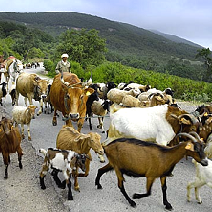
[196,48,212,81]
[55,29,107,68]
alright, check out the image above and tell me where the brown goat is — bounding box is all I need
[0,117,23,178]
[56,126,104,191]
[95,133,208,210]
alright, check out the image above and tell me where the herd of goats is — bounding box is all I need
[1,56,212,211]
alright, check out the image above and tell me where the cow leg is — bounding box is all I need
[27,123,31,141]
[37,99,43,116]
[52,110,57,126]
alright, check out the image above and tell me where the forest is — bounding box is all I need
[0,12,212,102]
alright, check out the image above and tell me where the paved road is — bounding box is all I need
[1,67,212,212]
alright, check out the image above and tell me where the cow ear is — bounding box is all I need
[84,87,94,96]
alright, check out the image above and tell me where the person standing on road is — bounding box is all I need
[55,53,71,74]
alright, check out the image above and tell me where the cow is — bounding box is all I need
[15,72,49,115]
[49,72,94,132]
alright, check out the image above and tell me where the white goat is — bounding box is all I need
[12,105,37,141]
[187,158,212,204]
[103,104,200,146]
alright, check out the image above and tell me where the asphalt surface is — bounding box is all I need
[1,66,212,212]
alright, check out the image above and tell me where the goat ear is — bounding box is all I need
[185,142,194,151]
[179,117,191,125]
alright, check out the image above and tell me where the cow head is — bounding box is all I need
[61,81,94,120]
[33,78,49,101]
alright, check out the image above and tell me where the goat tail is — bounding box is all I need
[39,148,47,156]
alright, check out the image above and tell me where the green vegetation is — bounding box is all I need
[1,13,212,103]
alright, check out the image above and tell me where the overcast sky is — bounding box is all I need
[1,0,212,49]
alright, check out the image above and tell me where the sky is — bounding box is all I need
[1,0,212,49]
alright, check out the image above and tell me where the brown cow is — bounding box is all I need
[49,72,94,132]
[16,72,49,115]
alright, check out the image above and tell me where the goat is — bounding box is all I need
[121,95,147,107]
[9,82,16,106]
[39,148,89,200]
[91,99,112,133]
[0,82,7,106]
[124,83,151,92]
[12,105,37,141]
[187,158,212,204]
[97,82,117,100]
[56,126,104,190]
[0,117,23,178]
[86,91,99,130]
[107,88,141,105]
[103,104,201,146]
[95,133,208,210]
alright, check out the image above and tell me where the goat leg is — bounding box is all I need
[161,177,172,210]
[18,151,23,169]
[95,163,113,189]
[4,164,8,179]
[51,170,66,189]
[133,177,155,199]
[3,154,9,179]
[118,174,136,208]
[39,176,46,189]
[67,178,73,200]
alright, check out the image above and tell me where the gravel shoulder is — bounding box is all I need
[0,137,69,212]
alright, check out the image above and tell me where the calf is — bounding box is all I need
[12,105,37,141]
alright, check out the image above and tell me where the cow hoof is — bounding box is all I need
[28,137,32,141]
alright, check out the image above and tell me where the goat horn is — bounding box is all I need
[178,114,199,124]
[176,132,197,143]
[188,131,203,143]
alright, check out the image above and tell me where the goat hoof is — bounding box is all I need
[96,184,102,189]
[129,200,136,208]
[68,196,73,200]
[52,121,57,126]
[41,186,46,190]
[19,163,23,169]
[165,204,173,211]
[74,186,80,191]
[4,175,8,179]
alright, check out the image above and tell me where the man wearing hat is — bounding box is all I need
[55,53,71,74]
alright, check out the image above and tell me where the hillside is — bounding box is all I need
[0,12,207,81]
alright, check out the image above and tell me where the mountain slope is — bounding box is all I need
[0,12,206,81]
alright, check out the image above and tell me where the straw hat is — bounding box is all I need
[61,53,69,58]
